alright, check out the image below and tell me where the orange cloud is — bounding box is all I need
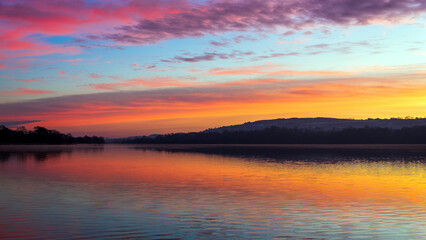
[270,70,350,76]
[208,65,277,75]
[210,78,294,88]
[208,64,350,77]
[83,77,196,90]
[1,71,426,137]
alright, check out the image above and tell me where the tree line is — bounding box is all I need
[0,126,104,144]
[119,126,426,144]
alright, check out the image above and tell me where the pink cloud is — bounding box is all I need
[0,36,82,59]
[209,65,277,76]
[0,0,189,59]
[84,77,196,90]
[13,78,42,83]
[211,78,294,88]
[210,40,230,47]
[283,31,296,36]
[89,74,103,79]
[103,0,426,44]
[270,70,350,77]
[0,72,424,127]
[165,51,255,63]
[1,0,424,61]
[208,64,350,77]
[0,87,54,95]
[0,56,83,69]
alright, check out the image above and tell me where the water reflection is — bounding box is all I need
[0,144,425,239]
[134,144,426,162]
[0,145,104,162]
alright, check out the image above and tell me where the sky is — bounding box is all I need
[0,0,425,137]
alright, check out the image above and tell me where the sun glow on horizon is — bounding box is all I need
[0,0,425,137]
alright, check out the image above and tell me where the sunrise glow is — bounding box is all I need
[1,0,425,137]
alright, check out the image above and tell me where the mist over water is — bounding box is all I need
[0,144,425,239]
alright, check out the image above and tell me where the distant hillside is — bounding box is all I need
[113,117,426,144]
[205,117,426,133]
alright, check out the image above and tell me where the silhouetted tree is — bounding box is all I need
[0,126,105,144]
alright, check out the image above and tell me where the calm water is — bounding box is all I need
[0,144,425,239]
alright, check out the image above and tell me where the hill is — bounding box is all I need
[113,117,426,144]
[205,117,426,133]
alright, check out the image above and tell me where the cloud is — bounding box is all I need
[2,0,424,61]
[1,71,425,130]
[210,78,294,88]
[0,87,54,95]
[233,35,259,43]
[322,29,331,35]
[305,44,330,49]
[271,70,350,77]
[283,31,296,36]
[209,40,230,47]
[144,64,156,69]
[82,77,195,90]
[0,0,189,59]
[208,36,258,47]
[164,51,255,63]
[131,64,168,72]
[303,40,376,55]
[0,57,83,70]
[102,0,426,44]
[77,43,125,50]
[276,37,311,44]
[89,74,104,79]
[252,52,299,61]
[0,66,425,137]
[0,120,42,127]
[208,64,350,77]
[208,65,283,76]
[13,78,42,83]
[146,65,168,72]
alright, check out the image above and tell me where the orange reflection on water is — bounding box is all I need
[1,145,425,239]
[7,145,425,205]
